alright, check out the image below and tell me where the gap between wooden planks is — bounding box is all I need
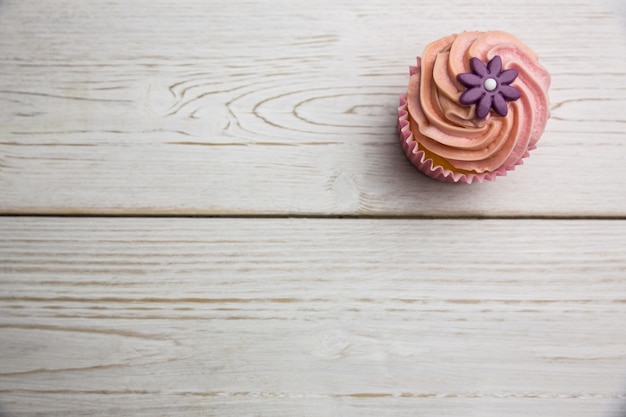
[1,217,625,417]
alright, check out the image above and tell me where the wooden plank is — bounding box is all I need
[1,217,625,416]
[1,0,625,216]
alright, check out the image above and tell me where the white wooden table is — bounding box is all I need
[1,1,626,416]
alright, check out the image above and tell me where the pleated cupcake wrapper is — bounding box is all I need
[397,94,533,184]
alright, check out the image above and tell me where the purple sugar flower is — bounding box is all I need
[457,55,521,118]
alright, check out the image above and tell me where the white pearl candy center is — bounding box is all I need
[484,78,497,92]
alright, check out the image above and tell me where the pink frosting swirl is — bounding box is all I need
[405,31,550,175]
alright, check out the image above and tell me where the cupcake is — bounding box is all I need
[398,31,551,183]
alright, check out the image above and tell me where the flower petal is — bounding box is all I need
[470,57,488,77]
[492,93,508,116]
[459,86,485,105]
[457,73,483,87]
[498,69,518,84]
[499,85,521,100]
[488,56,502,75]
[476,94,493,118]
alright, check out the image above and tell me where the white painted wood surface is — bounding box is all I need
[0,0,625,215]
[1,1,626,416]
[1,218,626,417]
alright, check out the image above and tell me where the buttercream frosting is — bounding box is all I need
[401,31,550,181]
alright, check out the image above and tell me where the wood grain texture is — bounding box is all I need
[1,0,625,216]
[1,217,626,416]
